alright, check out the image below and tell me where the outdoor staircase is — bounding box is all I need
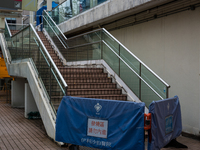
[10,30,19,36]
[37,31,127,110]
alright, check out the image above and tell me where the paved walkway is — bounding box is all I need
[162,136,200,150]
[0,98,199,150]
[0,101,68,150]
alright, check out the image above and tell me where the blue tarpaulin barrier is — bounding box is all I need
[56,96,145,150]
[36,1,58,26]
[148,96,182,150]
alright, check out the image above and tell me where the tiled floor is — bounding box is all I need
[0,98,200,150]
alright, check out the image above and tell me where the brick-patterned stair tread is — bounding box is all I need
[46,83,116,89]
[48,89,122,95]
[42,74,110,79]
[64,78,112,83]
[42,79,112,84]
[10,30,19,36]
[59,68,103,73]
[68,88,120,91]
[62,74,108,78]
[51,95,127,99]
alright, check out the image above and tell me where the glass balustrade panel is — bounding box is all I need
[141,64,167,99]
[120,60,140,98]
[102,31,119,54]
[120,45,140,74]
[7,26,66,114]
[102,42,119,75]
[50,0,108,25]
[141,80,161,107]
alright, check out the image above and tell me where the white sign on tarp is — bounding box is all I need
[87,118,108,138]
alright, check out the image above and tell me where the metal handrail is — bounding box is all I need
[67,28,102,40]
[102,40,164,99]
[2,34,12,63]
[5,20,12,37]
[4,21,15,47]
[7,23,29,34]
[29,58,39,76]
[10,25,30,38]
[66,28,169,88]
[43,16,67,49]
[67,41,101,49]
[44,10,67,41]
[50,0,68,12]
[30,24,68,89]
[0,33,11,64]
[7,23,29,26]
[33,37,66,95]
[61,38,164,99]
[102,28,170,88]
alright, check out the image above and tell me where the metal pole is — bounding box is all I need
[76,49,78,61]
[101,30,103,59]
[166,87,169,98]
[87,46,88,60]
[49,63,52,103]
[119,44,120,77]
[16,35,17,59]
[139,63,141,100]
[29,27,30,58]
[38,42,41,75]
[22,29,23,59]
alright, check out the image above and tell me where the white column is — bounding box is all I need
[25,83,38,118]
[59,0,65,3]
[0,18,5,30]
[47,0,53,11]
[29,11,34,24]
[11,78,26,108]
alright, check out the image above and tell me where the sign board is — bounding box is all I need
[87,118,108,138]
[165,115,173,134]
[22,0,38,11]
[0,0,22,10]
[56,96,145,150]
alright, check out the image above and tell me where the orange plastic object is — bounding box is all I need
[144,113,151,130]
[0,56,10,78]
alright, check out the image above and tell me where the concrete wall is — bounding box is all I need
[11,78,27,108]
[110,7,200,135]
[59,0,171,34]
[25,83,39,118]
[7,60,56,140]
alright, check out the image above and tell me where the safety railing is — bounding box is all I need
[43,10,68,48]
[60,28,170,106]
[5,20,12,38]
[48,0,108,25]
[2,26,12,64]
[4,23,67,114]
[43,10,68,64]
[44,7,169,105]
[7,23,29,36]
